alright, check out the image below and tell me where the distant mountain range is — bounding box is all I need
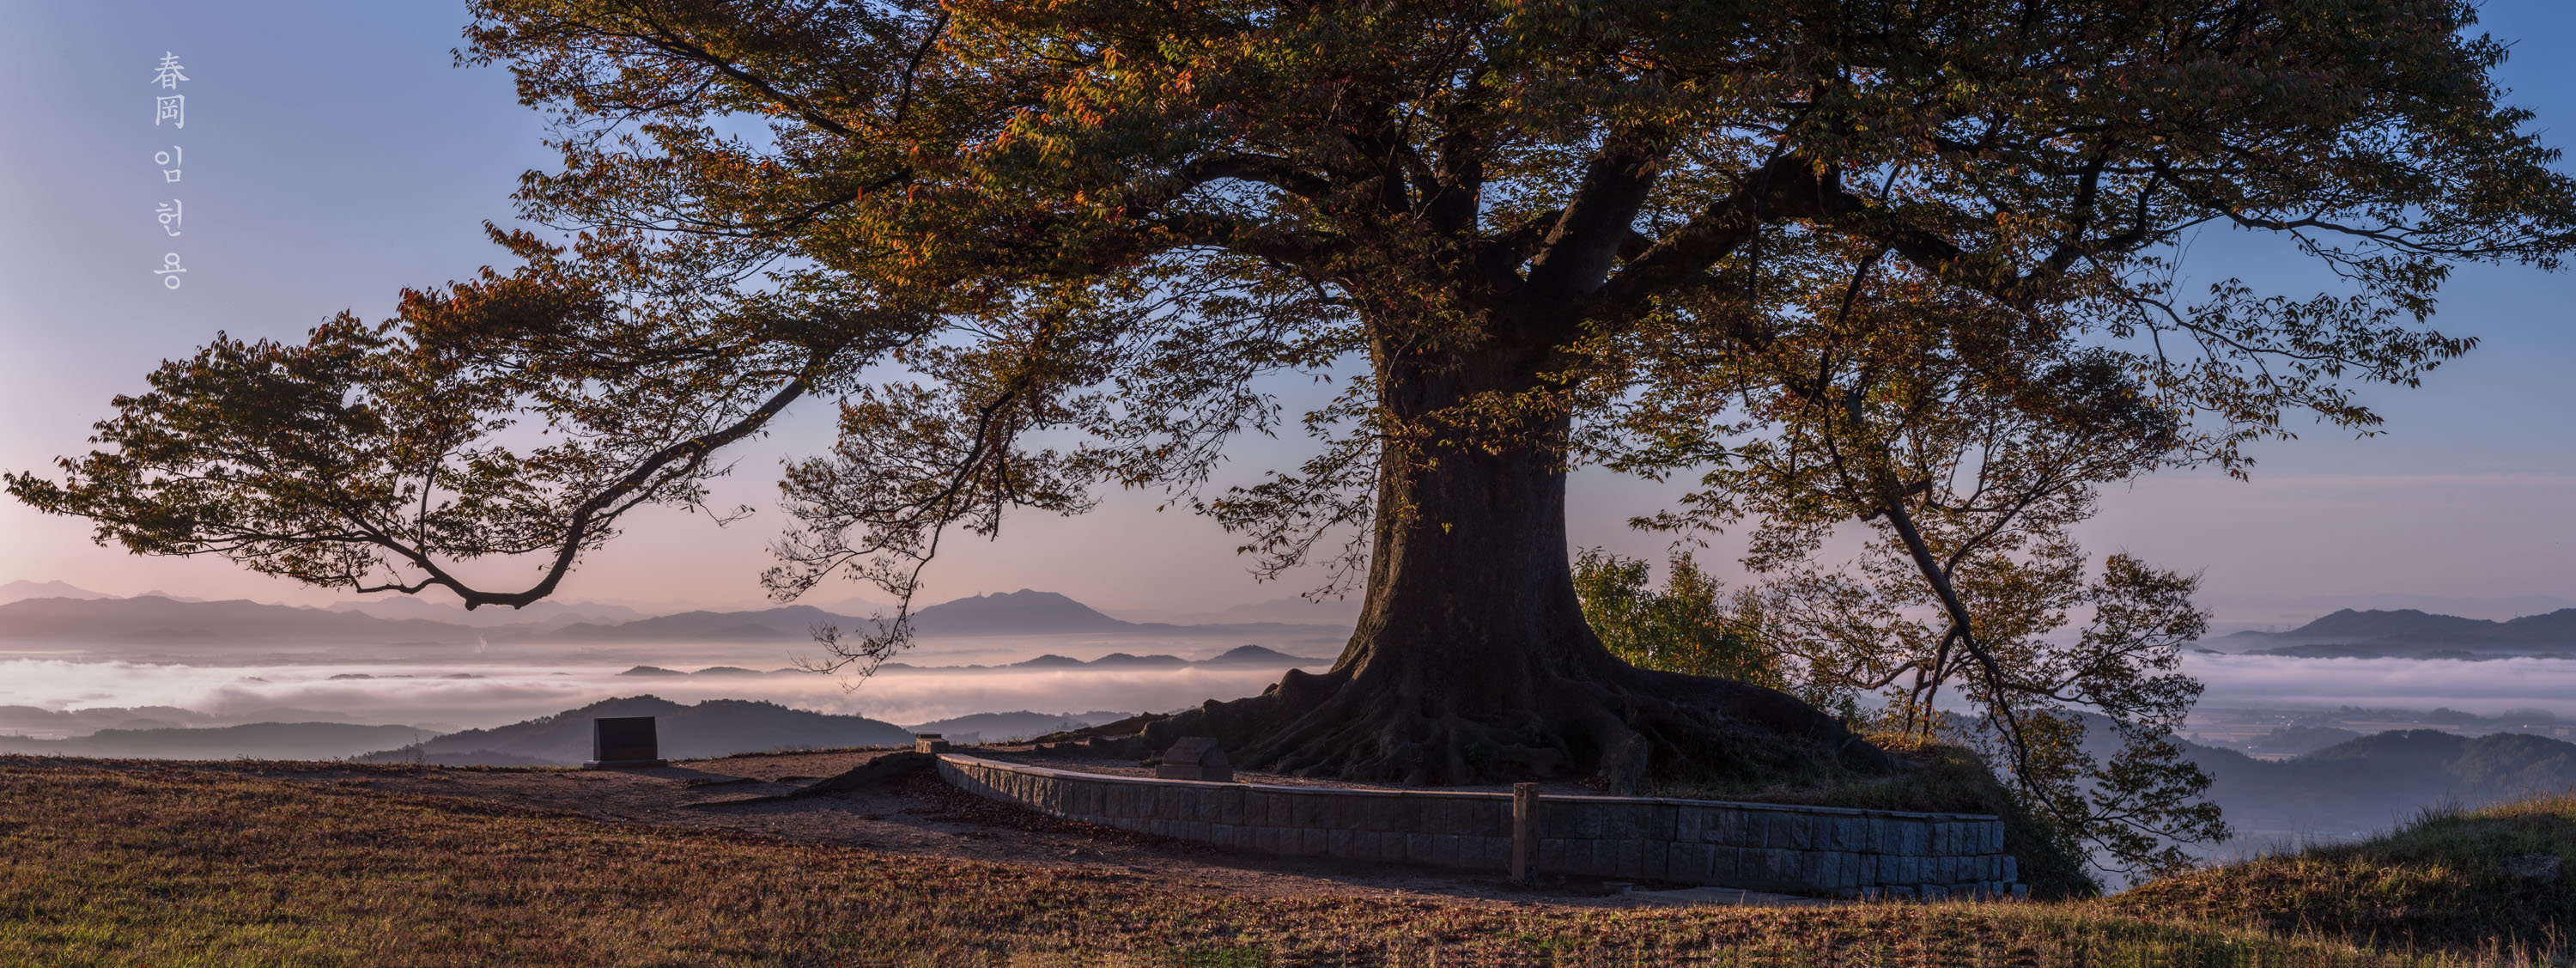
[609,645,1331,678]
[326,596,645,629]
[0,580,110,606]
[0,588,1351,648]
[0,594,498,646]
[0,721,432,761]
[355,696,915,766]
[2221,608,2576,658]
[900,709,1134,743]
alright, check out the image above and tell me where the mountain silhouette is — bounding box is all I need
[2185,729,2576,837]
[0,594,483,645]
[0,589,1350,648]
[357,696,913,765]
[911,589,1130,634]
[0,721,429,761]
[0,580,111,605]
[2222,607,2576,655]
[901,709,1133,743]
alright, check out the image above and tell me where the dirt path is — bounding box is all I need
[202,747,1823,910]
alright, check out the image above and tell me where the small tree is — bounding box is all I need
[1573,549,1795,697]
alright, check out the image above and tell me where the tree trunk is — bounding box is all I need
[1149,302,1886,786]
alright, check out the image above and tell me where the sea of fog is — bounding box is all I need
[6,635,2576,736]
[0,633,1352,734]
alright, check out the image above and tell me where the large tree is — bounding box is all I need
[13,0,2571,786]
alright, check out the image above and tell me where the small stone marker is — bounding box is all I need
[585,715,667,770]
[1510,782,1540,886]
[914,734,951,753]
[1153,736,1232,782]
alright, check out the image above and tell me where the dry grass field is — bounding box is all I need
[0,756,2561,967]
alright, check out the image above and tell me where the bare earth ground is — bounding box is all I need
[197,745,1824,910]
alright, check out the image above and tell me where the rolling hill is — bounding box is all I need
[355,697,914,766]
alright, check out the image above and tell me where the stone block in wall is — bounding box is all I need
[1709,845,1746,885]
[1805,851,1840,890]
[1338,795,1372,831]
[1579,837,1610,874]
[1664,842,1705,882]
[1302,827,1329,857]
[1675,807,1703,843]
[1406,831,1434,864]
[1290,794,1320,829]
[1828,818,1862,851]
[1728,811,1759,848]
[2002,855,2017,883]
[1355,795,1393,832]
[1616,838,1645,878]
[1647,803,1677,842]
[1765,848,1799,887]
[1762,813,1794,849]
[1534,837,1570,870]
[1571,802,1607,839]
[1710,803,1752,844]
[1423,833,1453,868]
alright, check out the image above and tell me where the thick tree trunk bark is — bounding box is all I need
[1149,302,1886,786]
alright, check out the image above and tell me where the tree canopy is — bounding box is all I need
[13,0,2573,807]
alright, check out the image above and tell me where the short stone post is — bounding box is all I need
[914,734,951,753]
[1510,782,1540,885]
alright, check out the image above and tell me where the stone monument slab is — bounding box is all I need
[586,715,667,769]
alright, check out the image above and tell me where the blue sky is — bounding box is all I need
[1,2,2568,621]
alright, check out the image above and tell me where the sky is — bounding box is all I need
[1,2,2570,624]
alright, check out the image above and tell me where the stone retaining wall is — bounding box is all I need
[935,754,2019,898]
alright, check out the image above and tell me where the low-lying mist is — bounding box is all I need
[0,658,1313,735]
[7,649,2575,742]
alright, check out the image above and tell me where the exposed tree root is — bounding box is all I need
[1145,660,1892,788]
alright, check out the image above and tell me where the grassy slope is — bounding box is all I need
[0,758,2506,967]
[2113,793,2576,954]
